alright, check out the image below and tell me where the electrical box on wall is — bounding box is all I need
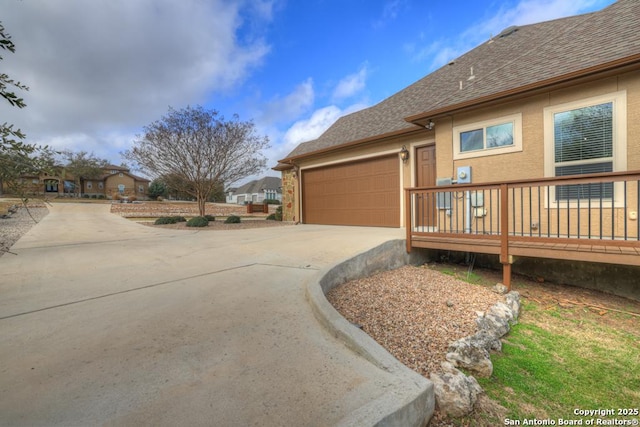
[457,166,472,184]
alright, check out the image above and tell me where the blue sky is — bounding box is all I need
[2,0,615,184]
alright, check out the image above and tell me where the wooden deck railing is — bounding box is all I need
[405,170,640,288]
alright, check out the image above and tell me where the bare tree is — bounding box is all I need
[62,151,109,197]
[124,105,270,216]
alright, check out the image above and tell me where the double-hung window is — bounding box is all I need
[544,91,627,204]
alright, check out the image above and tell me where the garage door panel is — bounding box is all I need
[302,155,400,227]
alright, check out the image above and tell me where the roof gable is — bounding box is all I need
[233,176,282,194]
[283,0,640,161]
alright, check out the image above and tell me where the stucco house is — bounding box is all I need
[226,176,282,204]
[275,0,640,294]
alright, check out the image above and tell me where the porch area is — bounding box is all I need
[405,171,640,289]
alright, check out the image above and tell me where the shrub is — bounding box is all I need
[204,215,216,221]
[82,194,90,198]
[97,195,106,199]
[155,216,178,225]
[186,216,209,227]
[267,205,283,221]
[172,216,187,222]
[264,199,281,205]
[225,215,241,224]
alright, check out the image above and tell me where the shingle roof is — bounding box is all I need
[233,176,282,195]
[282,0,640,161]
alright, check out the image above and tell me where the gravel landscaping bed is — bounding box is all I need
[326,264,504,378]
[0,204,49,257]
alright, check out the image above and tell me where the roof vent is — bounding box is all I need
[498,25,519,38]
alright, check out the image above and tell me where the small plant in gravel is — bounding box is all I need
[204,215,216,221]
[186,216,209,227]
[224,215,241,224]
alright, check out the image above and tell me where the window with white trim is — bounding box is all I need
[453,113,522,160]
[87,181,93,190]
[544,91,627,203]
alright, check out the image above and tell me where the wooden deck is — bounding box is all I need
[410,234,640,266]
[406,171,640,289]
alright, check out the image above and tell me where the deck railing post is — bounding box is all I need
[405,189,412,253]
[500,183,512,290]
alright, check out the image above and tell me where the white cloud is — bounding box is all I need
[282,106,343,148]
[373,0,408,29]
[0,0,272,163]
[260,78,315,125]
[332,65,368,101]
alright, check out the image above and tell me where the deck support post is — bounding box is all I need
[502,259,512,291]
[499,183,512,291]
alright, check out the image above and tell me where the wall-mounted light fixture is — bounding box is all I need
[425,120,435,130]
[399,145,410,163]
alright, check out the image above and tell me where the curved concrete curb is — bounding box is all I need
[305,239,434,427]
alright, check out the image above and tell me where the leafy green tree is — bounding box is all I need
[1,21,29,155]
[147,179,168,200]
[0,21,57,201]
[124,105,269,216]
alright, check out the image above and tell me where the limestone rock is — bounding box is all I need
[505,291,521,319]
[446,335,493,378]
[493,283,508,294]
[430,364,483,417]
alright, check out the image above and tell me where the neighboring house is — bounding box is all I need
[226,177,282,204]
[2,164,150,199]
[276,0,639,229]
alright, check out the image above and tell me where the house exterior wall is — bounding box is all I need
[284,132,432,227]
[281,169,298,222]
[434,71,640,238]
[104,175,148,198]
[286,69,640,231]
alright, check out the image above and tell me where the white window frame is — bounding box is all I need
[98,182,104,190]
[87,181,92,189]
[453,113,523,160]
[544,91,627,208]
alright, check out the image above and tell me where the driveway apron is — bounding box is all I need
[0,203,406,426]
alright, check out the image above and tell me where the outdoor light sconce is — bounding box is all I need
[425,120,435,130]
[399,145,410,163]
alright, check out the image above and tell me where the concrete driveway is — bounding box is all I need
[0,203,426,426]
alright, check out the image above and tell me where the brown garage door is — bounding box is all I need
[302,155,400,227]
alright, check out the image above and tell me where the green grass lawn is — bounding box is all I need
[431,265,640,427]
[481,306,639,419]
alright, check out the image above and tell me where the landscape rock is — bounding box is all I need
[446,335,494,378]
[505,291,521,319]
[493,283,508,294]
[430,362,483,417]
[444,291,522,381]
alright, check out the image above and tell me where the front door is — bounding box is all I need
[415,145,436,228]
